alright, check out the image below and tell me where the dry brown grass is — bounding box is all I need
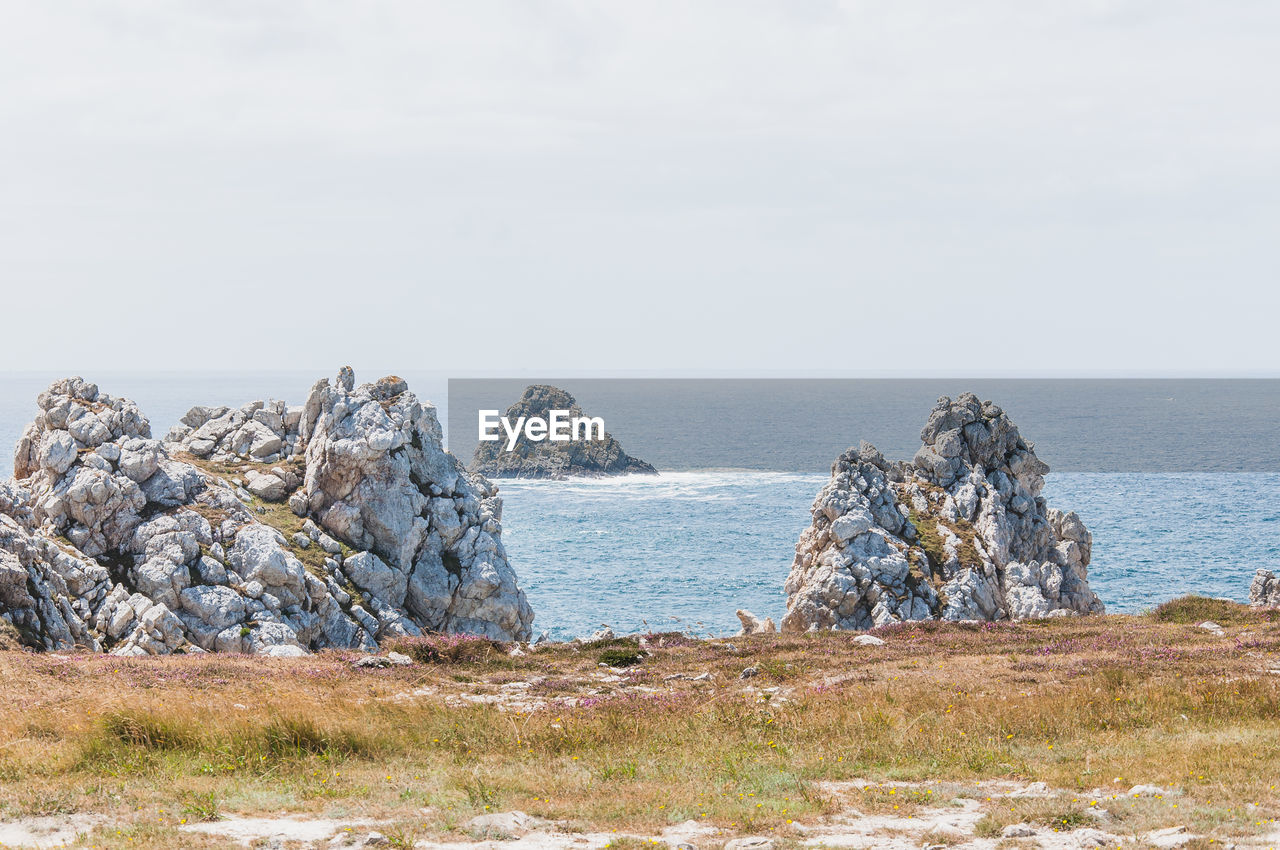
[0,609,1278,848]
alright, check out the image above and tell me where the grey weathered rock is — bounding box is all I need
[0,378,379,656]
[168,399,301,466]
[1008,781,1052,798]
[1068,828,1128,848]
[471,385,657,479]
[1251,569,1280,608]
[1128,784,1174,798]
[245,470,288,502]
[723,838,776,850]
[1,480,111,651]
[1,371,535,653]
[466,811,545,839]
[353,651,413,669]
[782,394,1104,632]
[576,625,615,644]
[296,372,533,641]
[735,609,776,636]
[1144,825,1192,848]
[179,585,245,630]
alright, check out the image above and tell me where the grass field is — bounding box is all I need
[0,598,1278,849]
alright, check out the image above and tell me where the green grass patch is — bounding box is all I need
[1149,595,1263,625]
[597,648,645,667]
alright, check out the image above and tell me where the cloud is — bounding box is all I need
[0,1,1276,373]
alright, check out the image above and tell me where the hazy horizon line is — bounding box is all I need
[4,369,1280,380]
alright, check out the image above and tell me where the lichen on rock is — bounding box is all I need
[782,393,1103,632]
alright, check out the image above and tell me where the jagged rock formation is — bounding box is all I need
[291,370,533,640]
[471,385,657,479]
[782,394,1103,632]
[0,370,533,655]
[1251,569,1280,608]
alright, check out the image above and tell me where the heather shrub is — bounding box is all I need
[388,633,508,664]
[597,647,644,667]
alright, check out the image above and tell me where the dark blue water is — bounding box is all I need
[449,378,1280,473]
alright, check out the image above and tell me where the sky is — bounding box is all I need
[1,1,1277,375]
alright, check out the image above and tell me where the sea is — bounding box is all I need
[2,372,1277,639]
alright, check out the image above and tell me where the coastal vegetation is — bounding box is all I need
[1,603,1277,848]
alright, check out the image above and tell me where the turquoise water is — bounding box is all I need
[497,472,1280,639]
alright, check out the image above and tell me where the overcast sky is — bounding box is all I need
[1,1,1277,375]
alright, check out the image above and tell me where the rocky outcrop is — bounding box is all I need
[1251,569,1280,608]
[471,385,657,479]
[291,370,533,641]
[0,370,533,655]
[782,393,1103,632]
[166,400,302,464]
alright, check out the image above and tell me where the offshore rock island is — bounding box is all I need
[0,369,533,655]
[471,384,657,479]
[782,393,1104,631]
